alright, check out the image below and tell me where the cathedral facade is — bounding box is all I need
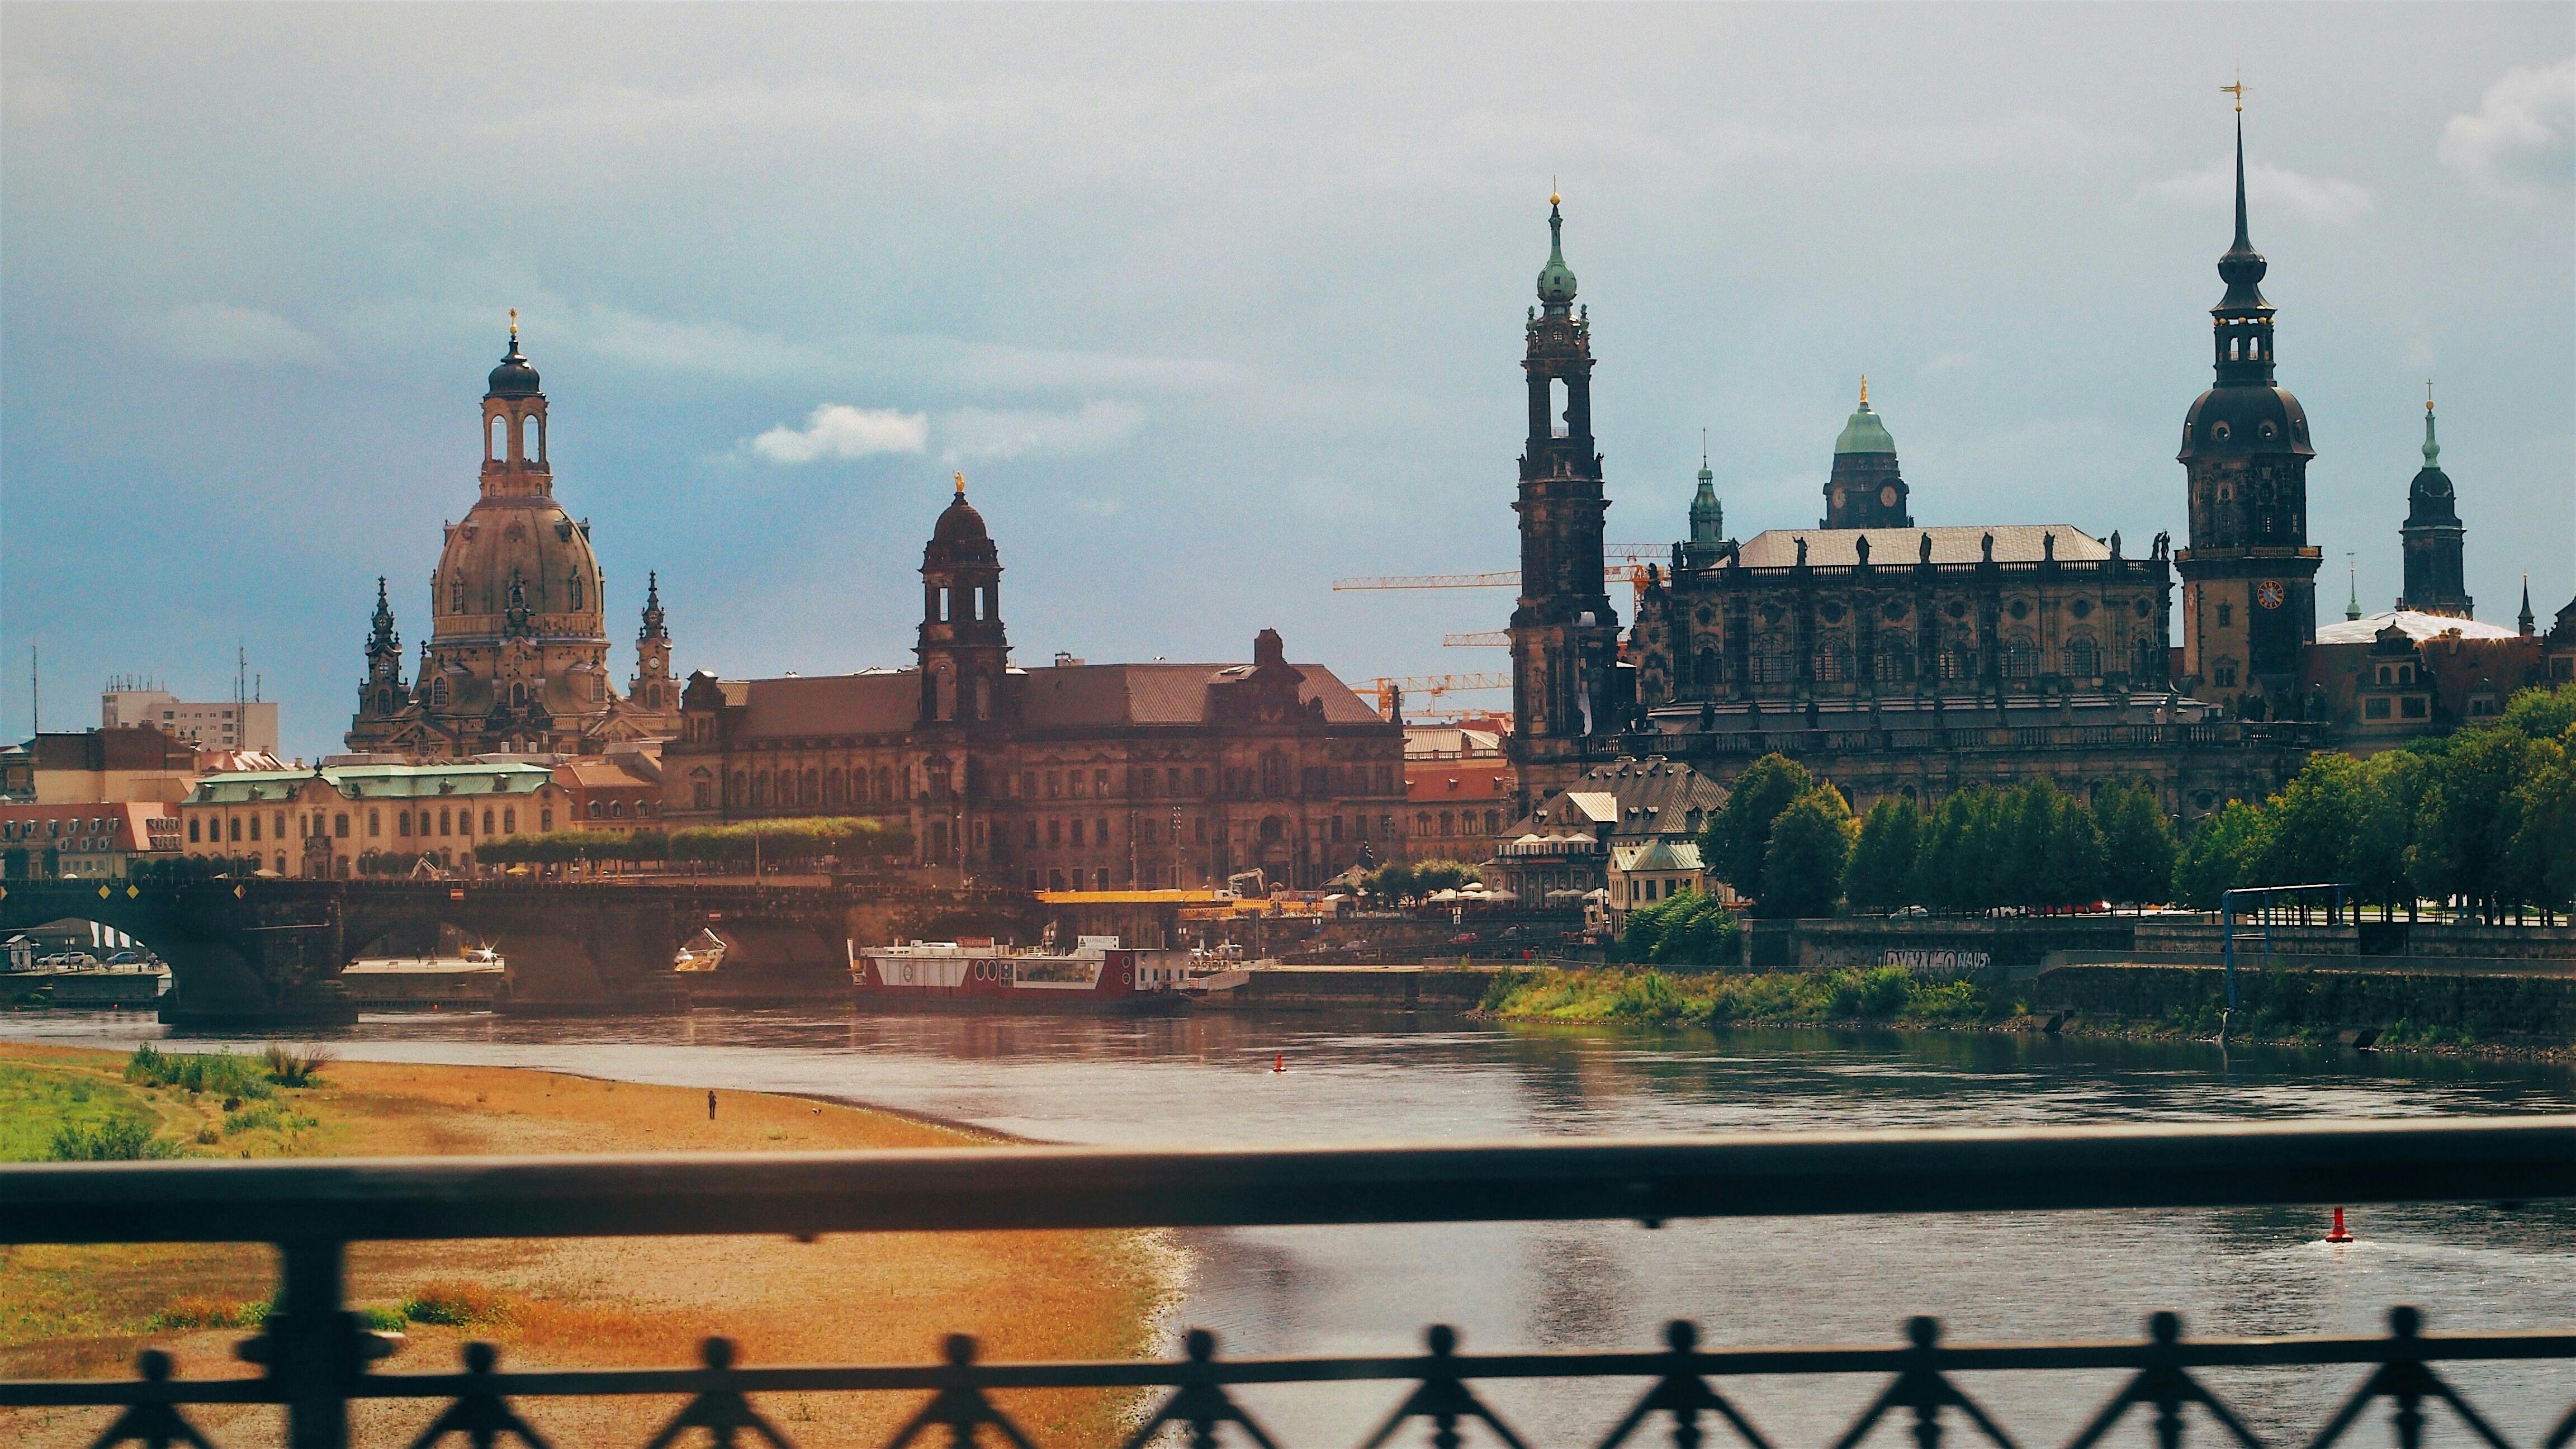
[659,481,1407,891]
[345,325,679,758]
[1509,121,2332,822]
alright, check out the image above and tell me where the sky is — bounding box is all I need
[4,3,2570,760]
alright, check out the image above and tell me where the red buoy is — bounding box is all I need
[2325,1206,2354,1243]
[1273,1053,1284,1073]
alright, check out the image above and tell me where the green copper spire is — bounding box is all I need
[2346,558,2361,621]
[1536,184,1578,311]
[1689,429,1723,547]
[1832,375,1897,455]
[2422,382,2441,468]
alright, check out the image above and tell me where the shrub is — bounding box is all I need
[403,1281,515,1327]
[263,1043,330,1087]
[125,1046,274,1101]
[49,1118,176,1161]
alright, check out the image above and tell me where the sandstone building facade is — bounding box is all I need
[661,481,1407,891]
[345,323,679,758]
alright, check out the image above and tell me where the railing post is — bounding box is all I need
[268,1237,356,1449]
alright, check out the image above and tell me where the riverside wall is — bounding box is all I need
[2029,962,2576,1045]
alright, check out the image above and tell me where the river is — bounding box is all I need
[8,1008,2572,1447]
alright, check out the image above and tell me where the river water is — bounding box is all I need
[8,1009,2572,1448]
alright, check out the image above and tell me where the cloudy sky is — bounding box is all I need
[4,4,2570,758]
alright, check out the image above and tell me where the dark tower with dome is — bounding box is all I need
[2399,391,2472,618]
[1821,378,1911,529]
[1507,192,1622,809]
[2173,103,2321,707]
[347,319,680,757]
[917,473,1010,733]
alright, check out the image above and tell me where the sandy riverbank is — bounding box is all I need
[0,1043,1173,1448]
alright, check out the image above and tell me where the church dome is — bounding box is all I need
[932,494,989,547]
[486,332,541,399]
[1536,198,1578,308]
[430,496,607,642]
[1833,393,1896,456]
[2177,385,2313,461]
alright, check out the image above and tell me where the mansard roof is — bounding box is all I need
[2313,609,2522,646]
[715,661,1385,743]
[1730,524,2111,570]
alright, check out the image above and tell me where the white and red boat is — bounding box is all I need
[849,935,1193,1014]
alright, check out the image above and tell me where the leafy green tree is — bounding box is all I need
[2496,682,2576,744]
[2511,726,2576,920]
[2044,787,2108,907]
[2412,727,2534,922]
[2172,800,2269,910]
[1844,799,1922,913]
[2257,752,2364,892]
[1909,794,1968,913]
[2096,782,2179,907]
[1760,784,1857,918]
[2346,751,2423,918]
[1620,887,1741,966]
[1702,754,1812,904]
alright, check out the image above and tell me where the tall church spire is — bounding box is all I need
[1689,429,1723,548]
[2402,386,2471,618]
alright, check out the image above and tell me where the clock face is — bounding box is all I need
[1831,487,1846,509]
[2256,580,2285,610]
[1879,485,1898,508]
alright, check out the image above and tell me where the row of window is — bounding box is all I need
[1688,634,2151,688]
[709,760,1402,813]
[187,804,556,845]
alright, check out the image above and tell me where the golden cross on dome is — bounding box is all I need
[2222,72,2248,112]
[508,307,518,341]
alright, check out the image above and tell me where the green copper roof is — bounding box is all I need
[2422,402,2441,468]
[1689,456,1722,546]
[1536,201,1578,308]
[1833,385,1896,455]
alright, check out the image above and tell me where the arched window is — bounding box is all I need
[522,414,541,465]
[1694,650,1722,690]
[449,574,466,614]
[2001,636,2038,679]
[1261,752,1287,797]
[1876,638,1914,683]
[751,774,769,807]
[2134,637,2163,680]
[189,818,201,843]
[567,571,585,611]
[1439,812,1455,837]
[2064,636,2100,678]
[826,768,844,805]
[479,808,493,834]
[503,807,516,833]
[877,766,893,801]
[1415,811,1432,836]
[974,676,991,720]
[589,801,604,818]
[1817,642,1854,683]
[934,665,954,721]
[802,769,820,805]
[729,772,747,805]
[430,677,449,707]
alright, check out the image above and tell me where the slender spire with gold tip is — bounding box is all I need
[1536,182,1578,312]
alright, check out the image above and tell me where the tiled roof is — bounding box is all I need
[724,662,1386,741]
[1732,525,2113,570]
[1611,840,1704,874]
[1508,756,1727,842]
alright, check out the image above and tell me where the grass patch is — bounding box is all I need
[0,1063,162,1163]
[1481,965,2020,1031]
[402,1280,514,1327]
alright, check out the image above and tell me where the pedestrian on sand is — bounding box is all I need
[707,1090,717,1121]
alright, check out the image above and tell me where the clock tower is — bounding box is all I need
[2174,97,2321,708]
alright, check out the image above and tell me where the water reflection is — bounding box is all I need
[6,1009,2569,1445]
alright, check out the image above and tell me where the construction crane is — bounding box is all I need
[1441,631,1510,648]
[1369,672,1509,719]
[1333,546,1672,598]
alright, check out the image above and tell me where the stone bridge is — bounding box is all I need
[0,878,1045,1026]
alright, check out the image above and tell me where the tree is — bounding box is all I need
[2496,682,2576,744]
[2412,727,2533,922]
[1760,784,1856,918]
[2257,753,2364,894]
[2096,782,2179,907]
[1843,799,1922,913]
[2511,725,2576,920]
[2345,751,2423,918]
[1702,754,1811,904]
[2043,787,2108,907]
[2172,800,2269,910]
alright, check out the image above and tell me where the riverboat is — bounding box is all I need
[850,935,1192,1014]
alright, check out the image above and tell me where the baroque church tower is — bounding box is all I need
[916,473,1011,733]
[1821,378,1912,529]
[2399,390,2472,618]
[631,571,678,712]
[346,318,679,757]
[1507,193,1622,808]
[2174,100,2321,705]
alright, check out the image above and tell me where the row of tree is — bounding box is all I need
[472,817,915,868]
[2171,685,2575,921]
[1358,859,1481,904]
[1699,682,2576,921]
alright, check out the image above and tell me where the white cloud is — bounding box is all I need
[936,401,1145,463]
[2440,58,2575,203]
[2146,159,2375,226]
[135,303,330,365]
[1920,351,1982,378]
[747,405,929,464]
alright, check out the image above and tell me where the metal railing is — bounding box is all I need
[4,1117,2572,1449]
